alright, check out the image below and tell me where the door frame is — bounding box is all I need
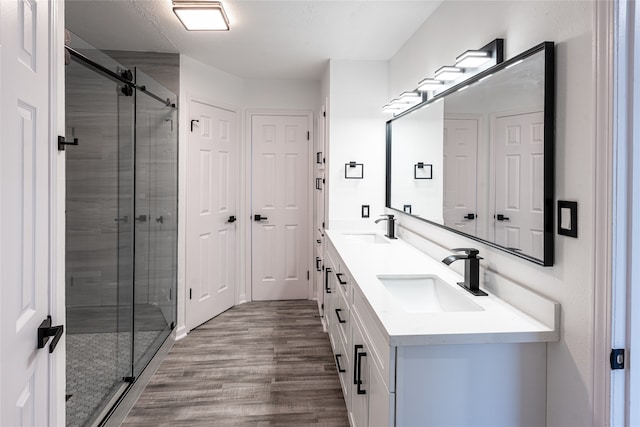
[181,93,241,333]
[244,109,314,302]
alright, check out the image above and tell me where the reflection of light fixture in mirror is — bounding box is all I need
[417,78,444,92]
[382,103,405,113]
[434,66,463,81]
[396,91,422,104]
[455,50,490,68]
[173,1,230,31]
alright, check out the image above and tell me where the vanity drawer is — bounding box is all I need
[353,286,395,393]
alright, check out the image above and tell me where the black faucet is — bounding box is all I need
[374,214,397,239]
[442,248,487,296]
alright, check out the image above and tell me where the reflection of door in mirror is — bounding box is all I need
[493,110,544,259]
[443,118,478,235]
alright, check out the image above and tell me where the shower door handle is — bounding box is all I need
[135,215,147,223]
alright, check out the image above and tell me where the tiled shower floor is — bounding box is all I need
[66,331,163,426]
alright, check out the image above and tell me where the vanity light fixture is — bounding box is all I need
[173,1,230,31]
[417,78,444,92]
[455,49,490,68]
[382,103,405,113]
[396,91,422,104]
[434,66,463,81]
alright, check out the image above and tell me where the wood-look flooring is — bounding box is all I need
[122,300,349,426]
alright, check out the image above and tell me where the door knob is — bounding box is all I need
[463,213,476,220]
[495,214,510,221]
[227,215,237,223]
[254,214,268,222]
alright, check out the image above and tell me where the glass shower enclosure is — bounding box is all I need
[64,34,177,427]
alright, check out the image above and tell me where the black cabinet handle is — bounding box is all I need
[353,344,363,385]
[335,354,346,373]
[316,257,322,272]
[227,215,237,223]
[254,214,268,222]
[336,273,347,285]
[335,308,346,324]
[37,316,64,354]
[325,267,332,294]
[356,350,367,394]
[495,214,510,221]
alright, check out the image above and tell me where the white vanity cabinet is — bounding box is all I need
[324,233,553,427]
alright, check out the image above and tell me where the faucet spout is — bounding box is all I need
[375,214,397,239]
[441,248,487,296]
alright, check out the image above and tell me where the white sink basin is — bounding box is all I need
[342,233,389,244]
[376,275,484,313]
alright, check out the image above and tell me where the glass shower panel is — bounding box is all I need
[65,34,134,427]
[132,69,178,375]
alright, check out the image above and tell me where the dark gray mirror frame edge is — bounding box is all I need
[385,41,555,267]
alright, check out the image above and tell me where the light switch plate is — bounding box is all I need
[361,205,370,218]
[557,200,578,237]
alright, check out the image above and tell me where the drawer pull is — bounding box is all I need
[325,267,332,294]
[316,256,322,272]
[335,354,346,373]
[335,308,346,324]
[353,344,363,385]
[336,272,347,285]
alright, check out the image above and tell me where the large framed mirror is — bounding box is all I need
[386,42,554,266]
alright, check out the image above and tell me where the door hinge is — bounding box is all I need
[323,111,326,117]
[322,222,325,229]
[189,288,192,300]
[610,348,625,370]
[307,270,310,280]
[307,131,310,141]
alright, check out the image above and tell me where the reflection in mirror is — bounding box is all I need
[387,42,554,266]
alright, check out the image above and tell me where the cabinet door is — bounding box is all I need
[369,360,393,426]
[350,319,369,427]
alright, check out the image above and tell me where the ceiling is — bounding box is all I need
[65,0,442,81]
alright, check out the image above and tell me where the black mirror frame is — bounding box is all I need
[385,41,555,266]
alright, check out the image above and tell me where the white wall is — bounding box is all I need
[388,2,595,426]
[327,60,389,229]
[177,56,321,337]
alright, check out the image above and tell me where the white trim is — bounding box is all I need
[592,1,615,426]
[245,109,314,302]
[50,0,66,424]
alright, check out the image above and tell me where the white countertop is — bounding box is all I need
[326,230,560,346]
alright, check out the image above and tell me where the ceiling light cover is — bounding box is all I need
[434,66,463,81]
[173,1,230,31]
[455,50,490,68]
[417,78,444,92]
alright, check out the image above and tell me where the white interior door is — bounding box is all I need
[1,0,58,425]
[251,113,310,300]
[493,111,545,258]
[186,100,238,330]
[443,118,478,234]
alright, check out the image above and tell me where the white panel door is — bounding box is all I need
[443,118,478,234]
[251,114,309,300]
[186,100,238,330]
[493,111,545,258]
[1,0,56,425]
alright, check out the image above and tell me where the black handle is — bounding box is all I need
[190,119,199,132]
[325,267,332,294]
[114,215,129,223]
[336,273,347,285]
[155,216,164,224]
[317,239,322,244]
[254,214,268,222]
[356,348,367,394]
[37,316,64,354]
[227,215,237,223]
[495,214,510,221]
[463,213,476,220]
[316,257,322,272]
[316,177,323,190]
[335,354,346,373]
[135,214,147,223]
[335,309,346,324]
[353,344,363,385]
[58,135,79,151]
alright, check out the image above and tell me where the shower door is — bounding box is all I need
[65,38,135,427]
[132,69,178,375]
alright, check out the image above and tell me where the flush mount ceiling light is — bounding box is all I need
[434,66,463,81]
[173,1,230,31]
[417,78,444,92]
[455,50,490,68]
